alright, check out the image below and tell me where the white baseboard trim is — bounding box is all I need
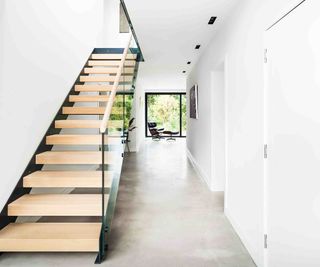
[225,207,261,267]
[186,148,211,190]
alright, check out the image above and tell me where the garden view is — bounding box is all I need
[146,94,186,136]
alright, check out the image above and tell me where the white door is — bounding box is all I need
[266,1,320,266]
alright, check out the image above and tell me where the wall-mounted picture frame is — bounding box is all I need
[190,84,198,119]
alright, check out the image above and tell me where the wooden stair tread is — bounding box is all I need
[75,84,131,92]
[88,60,135,67]
[62,106,123,115]
[91,54,136,60]
[0,223,101,252]
[36,151,120,165]
[80,75,133,83]
[69,95,109,102]
[55,119,123,129]
[46,134,122,145]
[84,67,134,74]
[23,171,113,188]
[8,194,107,216]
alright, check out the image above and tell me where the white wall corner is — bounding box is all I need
[186,148,212,190]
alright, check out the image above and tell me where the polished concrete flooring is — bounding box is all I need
[0,139,255,267]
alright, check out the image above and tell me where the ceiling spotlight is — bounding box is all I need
[182,71,186,73]
[187,61,191,64]
[195,45,201,49]
[208,16,217,25]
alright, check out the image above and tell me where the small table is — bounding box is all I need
[162,131,179,141]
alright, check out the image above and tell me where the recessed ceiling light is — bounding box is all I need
[195,45,201,49]
[187,61,191,64]
[182,71,186,73]
[208,16,217,25]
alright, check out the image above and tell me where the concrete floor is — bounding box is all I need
[0,139,256,267]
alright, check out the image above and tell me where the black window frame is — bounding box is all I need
[145,92,186,138]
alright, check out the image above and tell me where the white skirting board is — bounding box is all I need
[187,148,260,265]
[224,208,261,267]
[186,148,211,190]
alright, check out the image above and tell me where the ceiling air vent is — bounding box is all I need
[195,45,201,49]
[208,16,217,25]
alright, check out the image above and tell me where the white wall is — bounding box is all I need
[187,68,213,187]
[187,67,225,191]
[186,0,303,266]
[0,0,105,210]
[101,0,130,47]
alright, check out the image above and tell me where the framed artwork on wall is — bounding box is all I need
[190,84,198,119]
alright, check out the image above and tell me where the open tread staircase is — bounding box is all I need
[0,45,139,262]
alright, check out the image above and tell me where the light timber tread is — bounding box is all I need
[36,151,120,165]
[8,194,107,216]
[84,67,134,74]
[80,75,133,83]
[55,119,123,129]
[46,134,122,145]
[88,60,135,67]
[75,84,131,92]
[23,171,113,188]
[91,54,136,60]
[69,95,110,102]
[0,223,101,252]
[62,106,123,115]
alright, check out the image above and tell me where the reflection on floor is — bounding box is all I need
[0,139,256,267]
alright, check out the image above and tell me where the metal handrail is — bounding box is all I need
[99,33,133,133]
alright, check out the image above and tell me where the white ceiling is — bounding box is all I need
[125,0,238,80]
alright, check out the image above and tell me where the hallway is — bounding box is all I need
[0,140,255,267]
[107,139,255,266]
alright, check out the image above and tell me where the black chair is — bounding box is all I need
[147,122,164,140]
[147,122,164,132]
[149,128,162,141]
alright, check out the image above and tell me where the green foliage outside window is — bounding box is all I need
[147,94,186,136]
[110,93,134,131]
